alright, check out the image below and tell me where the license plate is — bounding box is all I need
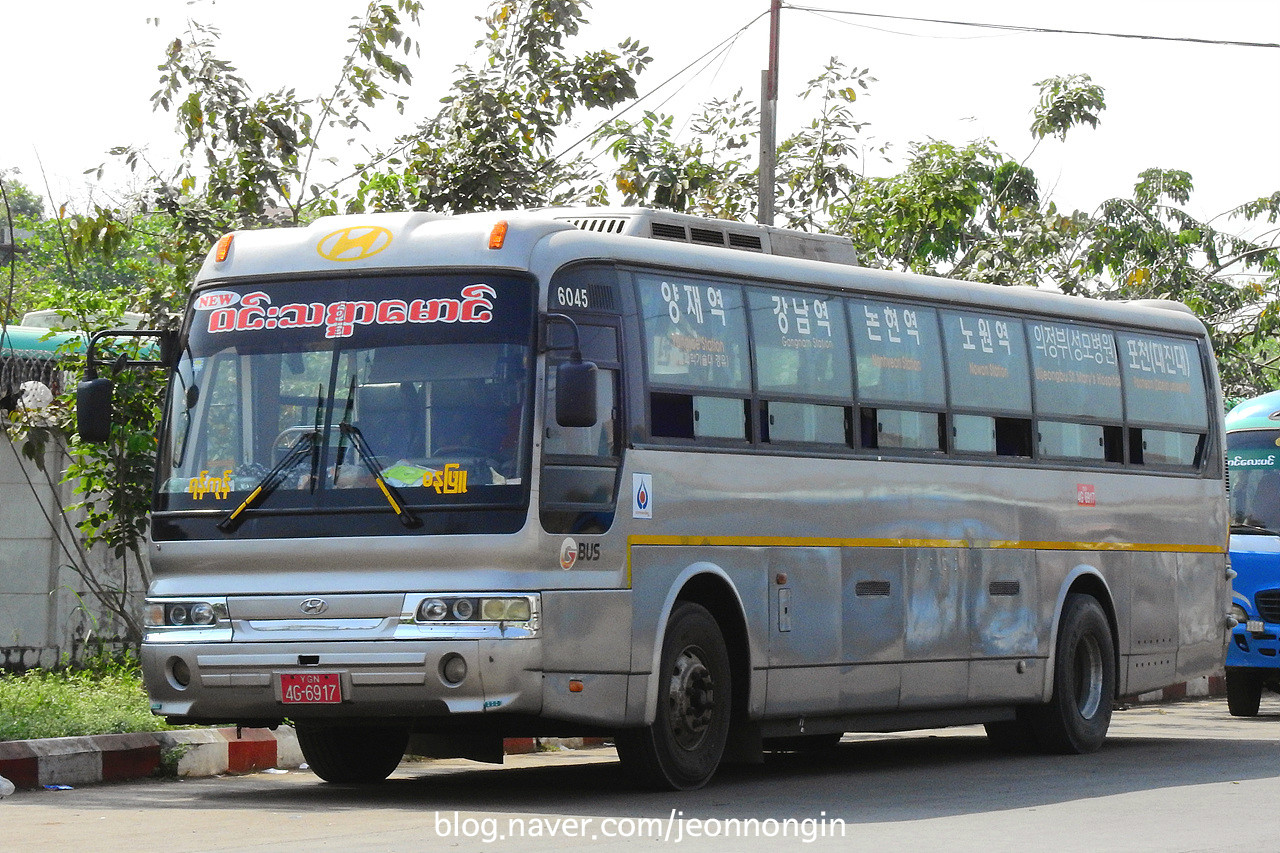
[280,672,342,705]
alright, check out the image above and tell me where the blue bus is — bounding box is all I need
[1225,390,1280,715]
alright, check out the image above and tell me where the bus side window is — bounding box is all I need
[862,407,943,451]
[1117,332,1209,469]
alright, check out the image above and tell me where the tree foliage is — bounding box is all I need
[351,0,650,213]
[0,174,45,222]
[593,69,1279,396]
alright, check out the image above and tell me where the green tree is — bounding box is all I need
[5,2,428,644]
[1070,172,1280,397]
[351,0,650,213]
[0,173,45,222]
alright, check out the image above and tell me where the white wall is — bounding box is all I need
[0,434,142,669]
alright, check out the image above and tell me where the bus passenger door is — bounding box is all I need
[540,319,623,536]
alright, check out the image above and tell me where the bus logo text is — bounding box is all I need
[194,291,240,311]
[202,285,496,339]
[316,226,393,262]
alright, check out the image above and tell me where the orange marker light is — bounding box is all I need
[214,233,234,263]
[569,679,584,693]
[489,220,508,250]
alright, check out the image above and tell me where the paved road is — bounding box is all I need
[3,696,1278,853]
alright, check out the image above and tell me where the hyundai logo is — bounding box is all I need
[299,597,329,615]
[316,226,393,262]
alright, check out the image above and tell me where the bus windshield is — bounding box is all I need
[1228,429,1280,535]
[156,273,535,520]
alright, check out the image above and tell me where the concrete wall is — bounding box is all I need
[0,433,142,670]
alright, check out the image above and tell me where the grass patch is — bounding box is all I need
[0,652,180,742]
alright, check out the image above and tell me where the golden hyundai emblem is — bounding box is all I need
[316,226,393,262]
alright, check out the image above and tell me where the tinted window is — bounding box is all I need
[636,273,749,391]
[1029,322,1122,419]
[748,287,852,399]
[848,299,944,407]
[941,310,1031,414]
[1118,333,1208,429]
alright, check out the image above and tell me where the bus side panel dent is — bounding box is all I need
[765,547,842,716]
[967,549,1043,703]
[1126,552,1180,694]
[901,548,968,709]
[1175,551,1229,682]
[838,547,904,712]
[539,590,633,673]
[542,673,630,726]
[538,590,633,726]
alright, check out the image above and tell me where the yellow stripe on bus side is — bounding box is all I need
[623,534,1226,588]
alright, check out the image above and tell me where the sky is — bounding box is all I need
[2,0,1278,225]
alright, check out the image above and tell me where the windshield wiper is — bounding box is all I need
[1230,522,1280,536]
[339,423,422,528]
[217,431,319,533]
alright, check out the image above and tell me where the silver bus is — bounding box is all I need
[82,208,1230,790]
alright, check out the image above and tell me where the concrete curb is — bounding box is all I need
[1127,674,1227,705]
[0,727,302,791]
[0,729,605,791]
[0,676,1227,792]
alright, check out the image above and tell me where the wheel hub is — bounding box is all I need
[667,646,715,750]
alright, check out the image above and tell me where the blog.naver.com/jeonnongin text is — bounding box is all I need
[434,810,847,844]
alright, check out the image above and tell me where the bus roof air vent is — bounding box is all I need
[650,222,688,242]
[559,215,630,235]
[542,207,860,266]
[689,227,727,247]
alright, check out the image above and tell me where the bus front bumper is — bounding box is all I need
[1227,624,1280,670]
[142,638,543,723]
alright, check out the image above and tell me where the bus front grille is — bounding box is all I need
[1256,589,1280,624]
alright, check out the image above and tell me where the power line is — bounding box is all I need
[548,11,768,167]
[786,4,1280,49]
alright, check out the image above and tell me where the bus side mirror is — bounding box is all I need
[556,360,598,428]
[76,378,114,443]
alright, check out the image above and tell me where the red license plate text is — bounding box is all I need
[280,672,342,705]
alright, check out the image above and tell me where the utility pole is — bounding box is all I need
[758,0,781,226]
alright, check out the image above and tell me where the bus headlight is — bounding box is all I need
[1230,604,1249,626]
[418,598,449,621]
[145,600,225,627]
[414,595,532,623]
[481,598,531,621]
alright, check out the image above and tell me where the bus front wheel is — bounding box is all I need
[1027,593,1116,754]
[295,722,409,783]
[1225,667,1264,717]
[615,601,732,790]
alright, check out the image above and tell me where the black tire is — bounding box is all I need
[1225,667,1264,717]
[615,602,732,790]
[295,722,409,784]
[1026,593,1115,754]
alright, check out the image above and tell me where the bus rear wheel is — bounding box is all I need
[615,602,732,790]
[295,722,409,783]
[1026,593,1115,754]
[1225,667,1264,717]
